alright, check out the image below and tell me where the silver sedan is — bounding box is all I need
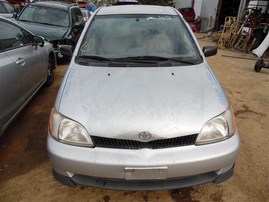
[0,16,56,136]
[47,5,240,190]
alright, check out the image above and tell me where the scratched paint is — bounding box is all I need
[206,71,226,105]
[63,67,77,97]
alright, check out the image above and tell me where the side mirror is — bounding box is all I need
[60,45,73,59]
[203,46,217,57]
[33,35,45,47]
[13,13,18,19]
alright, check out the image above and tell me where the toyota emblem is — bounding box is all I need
[138,131,152,142]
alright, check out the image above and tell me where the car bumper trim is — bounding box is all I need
[52,165,234,190]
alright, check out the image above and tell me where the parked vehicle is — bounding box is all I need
[179,7,195,22]
[76,0,88,8]
[47,5,240,190]
[80,7,91,23]
[0,0,18,18]
[6,0,28,11]
[114,0,140,5]
[15,1,84,60]
[0,16,56,137]
[179,7,200,32]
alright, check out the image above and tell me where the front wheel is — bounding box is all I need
[45,57,54,86]
[254,59,264,72]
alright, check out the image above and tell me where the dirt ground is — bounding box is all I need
[0,34,268,202]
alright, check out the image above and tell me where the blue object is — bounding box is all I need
[86,2,97,12]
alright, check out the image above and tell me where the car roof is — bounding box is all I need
[114,0,140,5]
[97,5,178,16]
[28,1,78,10]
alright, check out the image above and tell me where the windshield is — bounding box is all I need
[18,5,69,27]
[78,14,202,63]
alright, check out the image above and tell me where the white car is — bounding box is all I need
[47,5,240,190]
[0,16,56,136]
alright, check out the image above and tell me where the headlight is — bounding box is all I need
[196,107,236,145]
[48,108,94,147]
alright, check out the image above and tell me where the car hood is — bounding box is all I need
[57,63,228,140]
[16,21,69,41]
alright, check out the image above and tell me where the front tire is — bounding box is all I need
[254,59,264,72]
[45,57,54,86]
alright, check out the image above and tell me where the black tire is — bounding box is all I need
[254,59,263,72]
[56,55,70,65]
[45,57,54,86]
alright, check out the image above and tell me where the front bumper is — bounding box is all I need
[47,131,240,190]
[53,165,235,190]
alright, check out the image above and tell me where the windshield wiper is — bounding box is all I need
[18,19,33,23]
[75,55,198,66]
[76,55,111,61]
[76,55,158,63]
[35,21,60,26]
[114,56,196,65]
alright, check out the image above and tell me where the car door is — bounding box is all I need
[5,21,47,99]
[0,19,23,134]
[0,18,46,135]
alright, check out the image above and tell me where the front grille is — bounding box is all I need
[91,134,198,149]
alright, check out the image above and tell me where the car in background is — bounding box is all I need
[15,1,84,60]
[6,0,29,11]
[0,0,18,18]
[80,7,91,23]
[179,7,195,22]
[0,16,56,137]
[114,0,140,5]
[179,7,200,32]
[47,5,240,190]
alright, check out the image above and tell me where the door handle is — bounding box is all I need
[15,57,26,65]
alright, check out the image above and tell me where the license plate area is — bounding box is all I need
[124,167,168,180]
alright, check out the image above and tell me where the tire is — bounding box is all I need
[45,57,54,86]
[254,59,263,72]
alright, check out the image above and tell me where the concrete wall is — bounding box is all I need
[193,0,202,18]
[176,0,220,31]
[175,0,193,9]
[200,0,219,31]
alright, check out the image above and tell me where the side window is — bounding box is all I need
[3,2,16,13]
[71,8,77,25]
[71,7,83,25]
[0,3,7,13]
[0,21,32,51]
[75,8,83,23]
